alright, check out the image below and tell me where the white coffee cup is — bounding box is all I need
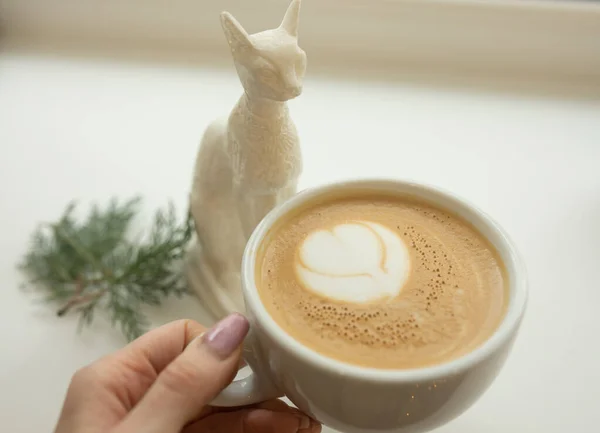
[212,179,528,433]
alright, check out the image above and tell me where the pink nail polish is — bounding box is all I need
[203,313,249,358]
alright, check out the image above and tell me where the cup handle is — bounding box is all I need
[210,332,282,407]
[210,369,282,407]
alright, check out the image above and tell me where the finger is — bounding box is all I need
[114,318,206,379]
[193,398,322,433]
[187,387,289,422]
[82,319,208,410]
[204,398,304,418]
[183,408,318,433]
[114,313,249,433]
[253,400,322,433]
[255,400,322,433]
[192,399,321,433]
[53,320,208,433]
[255,399,297,412]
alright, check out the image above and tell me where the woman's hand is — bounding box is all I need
[53,314,321,433]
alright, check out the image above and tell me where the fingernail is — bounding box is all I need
[309,419,322,433]
[297,415,310,430]
[298,418,318,433]
[203,313,249,358]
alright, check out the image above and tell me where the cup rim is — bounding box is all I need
[241,178,528,382]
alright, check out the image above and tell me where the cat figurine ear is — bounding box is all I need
[220,12,254,52]
[279,0,301,38]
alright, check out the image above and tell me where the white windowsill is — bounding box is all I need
[2,0,599,90]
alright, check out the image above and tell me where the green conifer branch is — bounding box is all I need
[19,197,193,341]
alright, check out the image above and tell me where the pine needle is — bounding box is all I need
[19,197,193,341]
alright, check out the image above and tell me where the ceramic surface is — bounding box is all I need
[213,179,528,433]
[187,0,305,319]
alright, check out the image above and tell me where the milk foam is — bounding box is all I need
[295,221,410,303]
[259,196,507,369]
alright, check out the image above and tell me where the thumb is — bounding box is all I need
[114,313,249,433]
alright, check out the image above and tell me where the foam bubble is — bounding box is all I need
[257,195,507,369]
[295,221,410,303]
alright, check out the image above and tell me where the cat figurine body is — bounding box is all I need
[187,0,306,319]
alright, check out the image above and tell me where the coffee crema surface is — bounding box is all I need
[256,192,508,369]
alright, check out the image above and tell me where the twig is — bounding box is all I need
[56,290,106,317]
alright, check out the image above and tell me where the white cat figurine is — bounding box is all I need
[187,0,306,320]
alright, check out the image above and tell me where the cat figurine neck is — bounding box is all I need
[186,0,305,321]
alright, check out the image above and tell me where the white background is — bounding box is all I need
[1,52,599,432]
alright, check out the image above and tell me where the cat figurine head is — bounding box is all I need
[220,0,307,102]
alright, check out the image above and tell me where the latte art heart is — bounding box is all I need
[258,194,507,370]
[296,221,410,303]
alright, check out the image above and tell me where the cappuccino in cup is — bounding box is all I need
[256,189,508,369]
[212,179,526,433]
